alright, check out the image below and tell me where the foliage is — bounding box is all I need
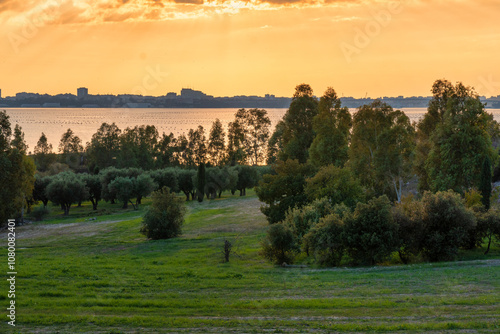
[343,195,398,265]
[479,156,492,210]
[155,132,178,168]
[419,191,476,262]
[86,122,121,170]
[267,120,285,165]
[303,213,346,266]
[58,128,83,169]
[79,173,102,210]
[226,120,246,165]
[349,100,415,201]
[309,87,352,168]
[231,165,258,196]
[46,172,88,215]
[392,196,426,264]
[177,169,196,201]
[475,209,500,254]
[256,159,316,224]
[260,223,298,264]
[207,119,226,166]
[33,174,51,207]
[280,84,319,163]
[282,197,334,245]
[234,108,271,165]
[118,125,159,170]
[422,81,497,193]
[205,167,238,199]
[305,165,364,209]
[148,168,179,193]
[31,204,50,221]
[33,132,57,171]
[0,111,36,226]
[188,126,207,167]
[109,176,135,209]
[141,187,186,240]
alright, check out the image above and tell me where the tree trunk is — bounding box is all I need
[122,201,128,209]
[484,233,492,255]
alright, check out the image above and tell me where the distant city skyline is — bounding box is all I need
[2,86,500,101]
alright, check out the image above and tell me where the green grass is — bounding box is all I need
[2,191,500,333]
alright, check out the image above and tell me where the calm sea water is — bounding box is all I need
[4,107,500,154]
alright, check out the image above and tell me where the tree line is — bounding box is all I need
[31,108,271,173]
[257,80,500,266]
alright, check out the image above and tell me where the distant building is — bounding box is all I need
[180,88,206,100]
[77,87,88,98]
[0,89,2,99]
[166,92,177,99]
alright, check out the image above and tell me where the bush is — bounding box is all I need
[305,165,365,209]
[344,195,398,265]
[261,223,298,265]
[475,209,500,255]
[141,187,186,240]
[303,214,345,266]
[420,191,475,262]
[31,205,50,221]
[256,159,316,224]
[392,196,425,264]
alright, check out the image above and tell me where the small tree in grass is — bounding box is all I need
[141,187,186,240]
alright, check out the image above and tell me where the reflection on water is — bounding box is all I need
[4,107,500,154]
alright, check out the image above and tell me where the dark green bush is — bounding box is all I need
[260,223,298,265]
[141,187,186,240]
[344,195,398,265]
[303,213,345,266]
[420,191,475,262]
[31,205,50,221]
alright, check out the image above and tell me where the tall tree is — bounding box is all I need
[86,122,121,170]
[33,132,56,171]
[226,120,246,166]
[267,120,285,165]
[58,128,83,168]
[155,132,177,168]
[234,108,271,165]
[0,114,36,226]
[11,124,28,153]
[118,125,159,170]
[424,81,497,193]
[187,126,207,167]
[349,100,415,200]
[207,119,226,166]
[309,87,352,168]
[280,84,319,163]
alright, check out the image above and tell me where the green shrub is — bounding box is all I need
[344,195,398,265]
[31,205,50,221]
[420,191,475,262]
[140,187,186,240]
[261,223,298,265]
[303,214,345,266]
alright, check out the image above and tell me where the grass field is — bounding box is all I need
[2,191,500,333]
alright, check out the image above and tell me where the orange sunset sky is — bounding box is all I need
[1,0,499,98]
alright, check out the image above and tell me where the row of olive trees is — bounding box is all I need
[31,108,272,173]
[31,165,267,216]
[262,191,500,266]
